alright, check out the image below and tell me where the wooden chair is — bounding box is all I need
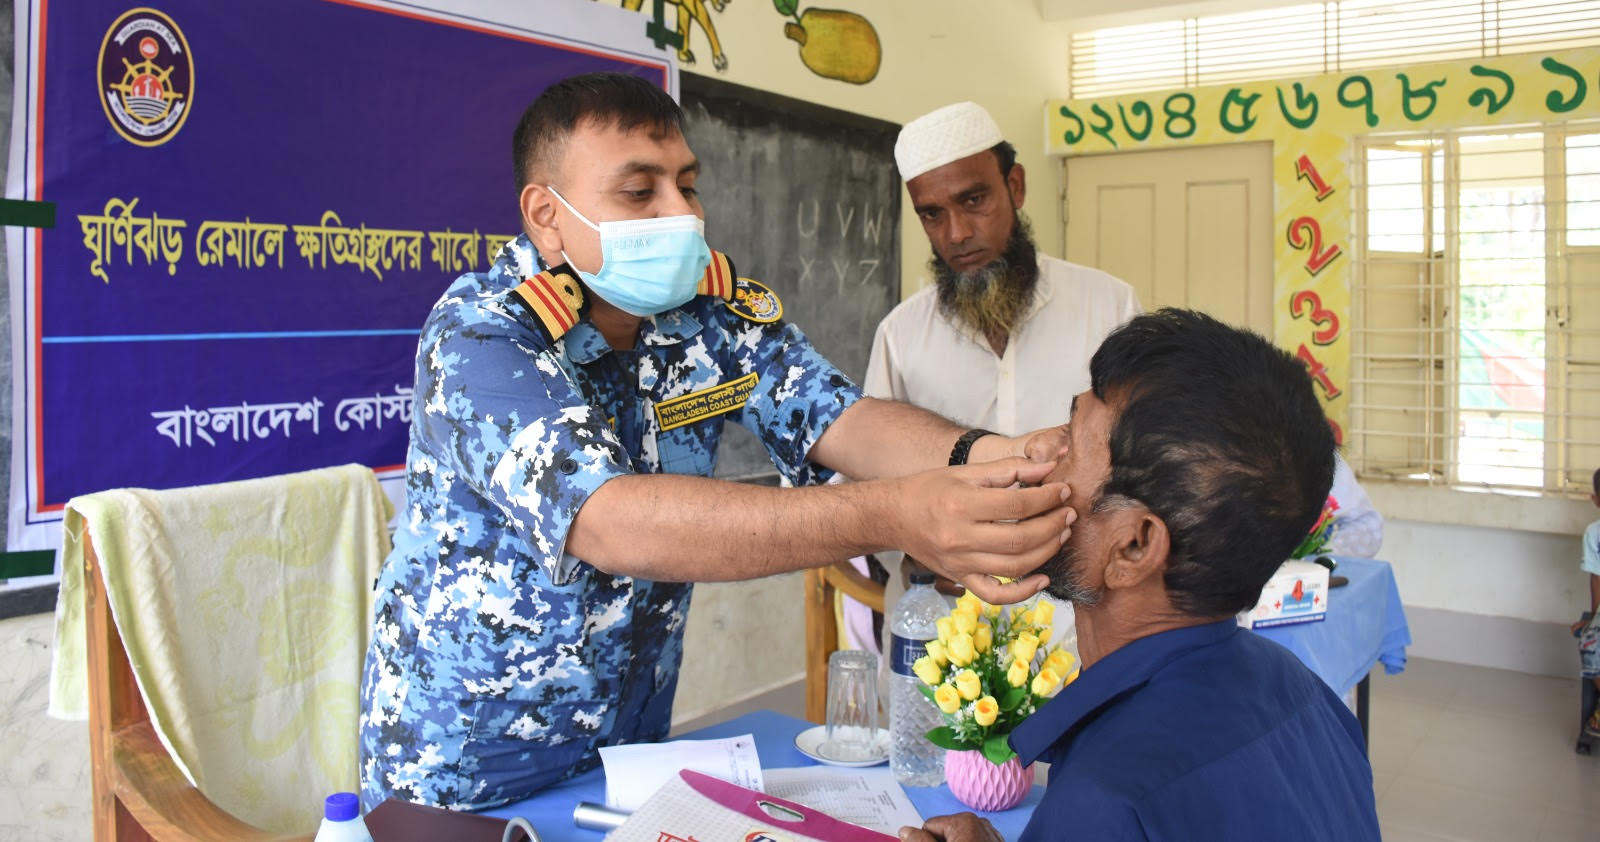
[83,529,313,842]
[802,560,887,723]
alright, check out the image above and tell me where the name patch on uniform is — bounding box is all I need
[654,373,759,431]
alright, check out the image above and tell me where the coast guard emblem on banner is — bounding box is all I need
[98,8,194,146]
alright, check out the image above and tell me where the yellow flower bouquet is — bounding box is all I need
[912,592,1080,767]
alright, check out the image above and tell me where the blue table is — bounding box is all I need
[482,709,1044,840]
[482,557,1409,839]
[1253,556,1411,697]
[1253,556,1411,745]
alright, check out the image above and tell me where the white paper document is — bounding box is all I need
[599,734,764,812]
[761,766,924,835]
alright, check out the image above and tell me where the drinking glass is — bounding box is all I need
[823,650,880,762]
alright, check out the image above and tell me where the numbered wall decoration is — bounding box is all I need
[1045,48,1600,440]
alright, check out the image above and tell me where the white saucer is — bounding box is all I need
[794,725,891,767]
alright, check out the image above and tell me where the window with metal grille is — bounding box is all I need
[1349,122,1600,497]
[1070,1,1600,99]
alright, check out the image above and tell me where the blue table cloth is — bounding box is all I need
[482,708,1044,840]
[482,557,1409,839]
[1253,556,1412,696]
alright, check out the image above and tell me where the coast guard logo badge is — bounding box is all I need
[98,8,194,147]
[728,279,783,323]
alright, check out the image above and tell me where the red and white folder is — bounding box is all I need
[610,769,900,842]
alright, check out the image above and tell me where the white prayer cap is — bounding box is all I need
[895,102,1005,182]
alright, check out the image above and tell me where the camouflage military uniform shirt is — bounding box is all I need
[359,236,860,810]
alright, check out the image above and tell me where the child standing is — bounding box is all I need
[1576,469,1600,737]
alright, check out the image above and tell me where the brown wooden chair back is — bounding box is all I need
[83,529,312,842]
[802,561,887,724]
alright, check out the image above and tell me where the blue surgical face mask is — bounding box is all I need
[547,186,712,317]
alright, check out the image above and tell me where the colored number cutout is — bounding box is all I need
[1287,216,1343,276]
[1291,290,1341,345]
[1297,344,1342,399]
[1294,155,1334,201]
[1089,104,1118,148]
[1163,93,1196,139]
[1118,100,1153,142]
[1059,105,1085,146]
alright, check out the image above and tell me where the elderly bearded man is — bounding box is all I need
[900,310,1381,842]
[840,101,1139,668]
[870,101,1138,425]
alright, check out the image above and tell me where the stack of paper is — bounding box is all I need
[599,737,923,835]
[598,734,764,812]
[762,767,924,835]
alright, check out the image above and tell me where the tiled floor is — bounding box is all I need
[684,658,1600,841]
[1368,658,1597,842]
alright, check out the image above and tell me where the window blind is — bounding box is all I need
[1071,1,1600,99]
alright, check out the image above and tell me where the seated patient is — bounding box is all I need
[901,309,1380,842]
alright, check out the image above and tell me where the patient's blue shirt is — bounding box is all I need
[1010,619,1380,841]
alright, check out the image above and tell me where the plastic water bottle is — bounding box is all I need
[889,571,948,787]
[314,793,373,842]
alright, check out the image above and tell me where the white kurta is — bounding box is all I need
[849,254,1139,655]
[865,254,1141,435]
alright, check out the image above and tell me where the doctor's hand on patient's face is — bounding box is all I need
[890,457,1075,605]
[899,813,1005,842]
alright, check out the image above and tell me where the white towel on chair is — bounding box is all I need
[49,463,392,833]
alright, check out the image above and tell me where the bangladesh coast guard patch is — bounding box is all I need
[99,8,194,147]
[654,373,759,431]
[727,279,783,323]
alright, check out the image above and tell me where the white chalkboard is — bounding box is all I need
[679,74,901,481]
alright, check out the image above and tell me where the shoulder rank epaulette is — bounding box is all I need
[697,250,736,300]
[508,266,586,343]
[727,276,784,324]
[508,250,742,342]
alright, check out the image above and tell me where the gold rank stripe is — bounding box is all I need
[654,373,759,431]
[696,250,735,300]
[512,269,585,339]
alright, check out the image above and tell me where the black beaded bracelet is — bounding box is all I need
[949,428,997,466]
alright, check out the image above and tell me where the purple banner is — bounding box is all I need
[13,0,670,534]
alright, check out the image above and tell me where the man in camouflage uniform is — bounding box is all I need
[359,73,1074,810]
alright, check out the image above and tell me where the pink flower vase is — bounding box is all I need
[944,748,1035,812]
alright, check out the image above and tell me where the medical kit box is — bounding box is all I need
[1239,559,1328,629]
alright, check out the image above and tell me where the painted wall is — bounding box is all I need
[1385,518,1588,626]
[1369,485,1595,635]
[1037,0,1312,29]
[0,611,88,842]
[601,0,1072,299]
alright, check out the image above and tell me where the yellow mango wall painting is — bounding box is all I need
[601,0,882,84]
[774,1,882,84]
